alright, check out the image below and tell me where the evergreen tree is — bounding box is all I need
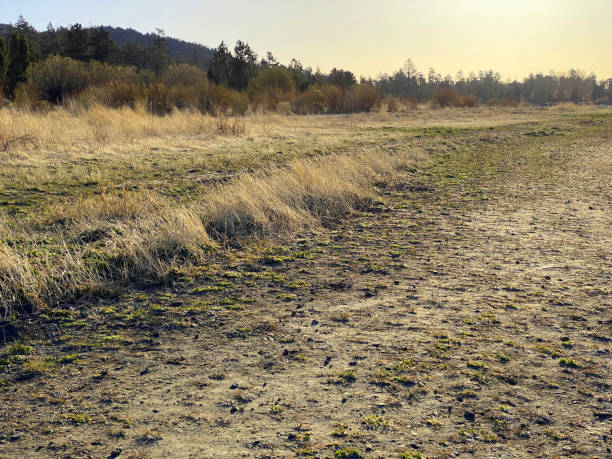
[0,37,8,95]
[88,27,115,62]
[6,32,30,98]
[65,23,89,60]
[39,22,64,57]
[230,40,257,90]
[151,28,169,75]
[207,41,232,86]
[328,68,356,90]
[13,15,40,60]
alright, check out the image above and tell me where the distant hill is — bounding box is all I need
[102,26,214,66]
[0,23,214,67]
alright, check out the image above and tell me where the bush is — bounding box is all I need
[194,82,211,114]
[432,86,459,108]
[27,55,88,103]
[104,80,141,108]
[292,86,327,114]
[230,90,249,116]
[385,95,400,112]
[432,87,478,108]
[206,85,249,116]
[347,84,379,112]
[146,83,173,115]
[322,85,344,113]
[86,60,139,86]
[248,67,295,111]
[169,84,199,110]
[208,85,233,114]
[162,64,208,87]
[457,93,479,107]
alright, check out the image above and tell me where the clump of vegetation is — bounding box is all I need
[337,370,356,383]
[331,424,349,437]
[334,447,362,458]
[558,358,579,368]
[432,87,479,108]
[361,414,389,430]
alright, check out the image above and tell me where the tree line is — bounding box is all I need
[1,15,611,114]
[374,59,611,105]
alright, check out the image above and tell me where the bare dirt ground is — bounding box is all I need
[1,110,611,458]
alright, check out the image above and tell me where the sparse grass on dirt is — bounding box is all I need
[0,105,611,458]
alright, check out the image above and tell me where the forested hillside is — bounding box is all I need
[0,14,611,111]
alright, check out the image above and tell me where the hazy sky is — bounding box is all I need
[1,0,611,80]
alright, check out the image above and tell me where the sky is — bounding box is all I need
[1,0,611,81]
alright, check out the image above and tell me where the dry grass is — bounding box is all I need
[0,147,418,315]
[0,104,221,158]
[1,103,608,315]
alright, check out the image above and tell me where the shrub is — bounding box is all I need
[347,84,379,112]
[27,55,88,103]
[322,84,344,113]
[432,87,478,108]
[161,63,208,87]
[169,84,199,110]
[146,83,173,116]
[12,85,42,110]
[385,95,400,112]
[432,86,459,108]
[229,90,249,116]
[194,82,211,114]
[292,86,327,114]
[86,60,139,86]
[458,93,479,107]
[248,67,295,111]
[104,80,141,109]
[208,85,233,114]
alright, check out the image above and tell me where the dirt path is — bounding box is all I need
[1,116,611,458]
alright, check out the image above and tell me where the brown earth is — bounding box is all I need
[1,112,611,458]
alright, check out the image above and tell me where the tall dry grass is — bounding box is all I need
[0,104,225,158]
[0,149,417,316]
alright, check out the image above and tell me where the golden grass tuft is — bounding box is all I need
[0,148,413,315]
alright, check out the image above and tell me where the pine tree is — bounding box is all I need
[207,41,232,86]
[0,37,8,96]
[151,28,169,75]
[65,23,89,60]
[88,27,115,62]
[6,32,30,98]
[230,40,257,90]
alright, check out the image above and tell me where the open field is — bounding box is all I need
[0,105,611,458]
